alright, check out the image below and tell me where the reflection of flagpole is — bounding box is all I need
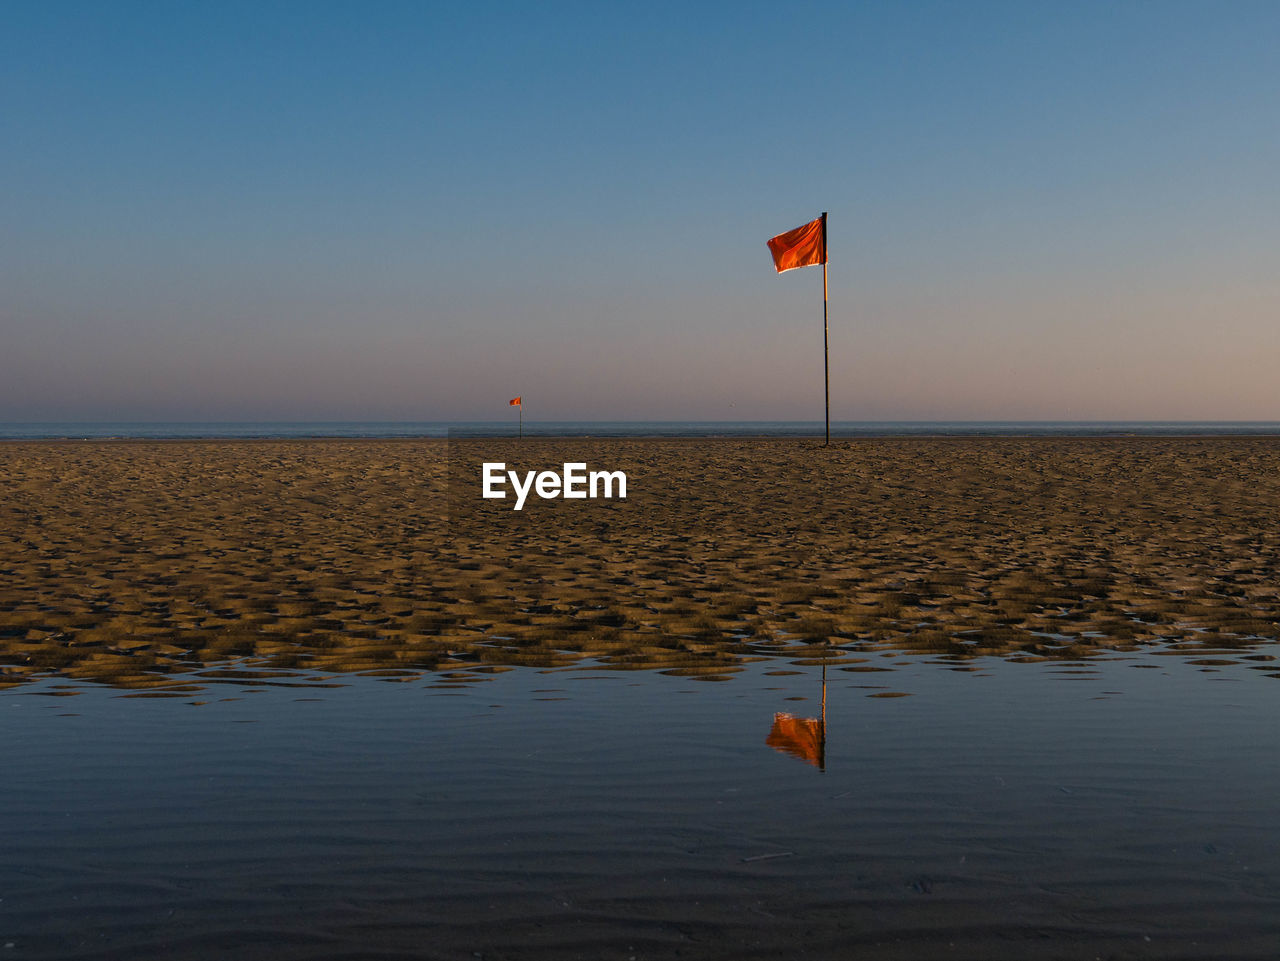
[821,211,829,447]
[821,659,827,725]
[820,660,827,769]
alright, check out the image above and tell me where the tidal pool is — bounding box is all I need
[2,642,1278,960]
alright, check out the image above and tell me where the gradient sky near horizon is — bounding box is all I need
[4,1,1279,422]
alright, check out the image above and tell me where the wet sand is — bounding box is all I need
[5,437,1280,960]
[2,437,1279,690]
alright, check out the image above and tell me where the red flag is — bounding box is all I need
[767,216,826,273]
[767,712,825,769]
[509,397,521,406]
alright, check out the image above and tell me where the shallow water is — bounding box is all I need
[3,645,1278,960]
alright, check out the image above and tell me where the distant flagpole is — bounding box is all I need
[509,396,523,438]
[767,212,830,446]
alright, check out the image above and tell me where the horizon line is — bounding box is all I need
[4,418,1280,426]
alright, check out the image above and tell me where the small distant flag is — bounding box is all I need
[509,397,521,407]
[766,216,826,273]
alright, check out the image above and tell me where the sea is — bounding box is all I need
[3,420,1280,439]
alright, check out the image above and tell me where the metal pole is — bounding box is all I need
[821,212,829,447]
[519,404,522,439]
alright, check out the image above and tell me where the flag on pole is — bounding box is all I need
[767,212,831,444]
[766,216,826,273]
[509,397,521,406]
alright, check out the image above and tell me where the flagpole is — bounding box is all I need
[519,403,523,439]
[821,211,829,447]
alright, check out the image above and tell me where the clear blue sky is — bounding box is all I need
[4,1,1278,421]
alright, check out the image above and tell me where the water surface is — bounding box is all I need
[5,420,1280,439]
[3,643,1278,960]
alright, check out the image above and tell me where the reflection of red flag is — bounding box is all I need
[767,712,825,769]
[509,397,521,406]
[766,216,826,273]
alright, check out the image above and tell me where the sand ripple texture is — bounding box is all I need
[1,437,1279,691]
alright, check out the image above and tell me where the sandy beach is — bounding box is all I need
[3,437,1278,690]
[5,436,1280,960]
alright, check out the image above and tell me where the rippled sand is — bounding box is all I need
[2,437,1279,691]
[5,437,1280,960]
